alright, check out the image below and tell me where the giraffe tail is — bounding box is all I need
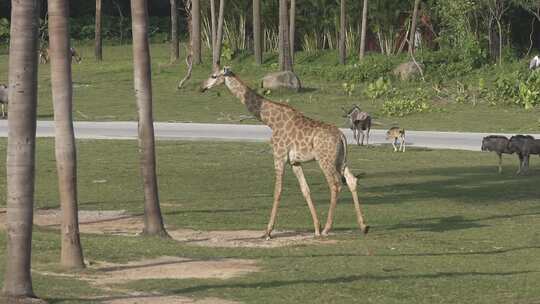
[336,133,348,179]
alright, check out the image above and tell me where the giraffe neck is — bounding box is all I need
[224,75,266,122]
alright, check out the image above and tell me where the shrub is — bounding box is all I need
[381,89,431,117]
[365,77,393,100]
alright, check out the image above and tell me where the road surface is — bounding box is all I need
[0,120,537,152]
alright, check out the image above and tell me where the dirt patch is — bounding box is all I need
[0,208,337,248]
[102,295,239,304]
[92,256,259,284]
[168,229,337,248]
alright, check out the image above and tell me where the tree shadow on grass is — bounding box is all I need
[44,270,537,304]
[361,165,540,206]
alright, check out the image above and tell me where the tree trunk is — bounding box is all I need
[191,0,201,64]
[2,0,39,299]
[253,0,262,64]
[359,0,368,60]
[279,0,292,71]
[95,0,102,61]
[408,0,421,55]
[48,0,86,270]
[289,0,296,64]
[170,0,179,63]
[130,0,169,237]
[339,0,346,64]
[212,0,225,70]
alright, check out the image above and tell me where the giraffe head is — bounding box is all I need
[200,67,234,92]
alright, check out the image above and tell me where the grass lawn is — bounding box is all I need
[1,43,540,133]
[0,139,539,303]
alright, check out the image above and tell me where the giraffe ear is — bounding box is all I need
[223,67,233,76]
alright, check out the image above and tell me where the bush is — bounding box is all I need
[486,68,540,109]
[381,89,431,117]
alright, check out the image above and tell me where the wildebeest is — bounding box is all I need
[386,127,405,152]
[0,84,8,118]
[507,135,540,174]
[481,135,511,173]
[343,105,371,146]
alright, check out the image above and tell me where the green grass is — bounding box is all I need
[0,139,539,303]
[1,43,540,132]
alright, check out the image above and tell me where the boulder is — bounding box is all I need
[261,71,302,91]
[393,61,424,81]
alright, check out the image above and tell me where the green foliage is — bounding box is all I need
[221,42,234,63]
[433,0,486,74]
[382,89,431,116]
[301,54,401,82]
[487,69,540,109]
[0,18,9,43]
[365,77,393,100]
[342,82,356,97]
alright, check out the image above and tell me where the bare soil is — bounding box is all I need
[0,208,337,248]
[101,295,239,304]
[91,256,259,284]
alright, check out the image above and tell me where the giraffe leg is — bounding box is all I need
[400,137,405,152]
[343,167,369,234]
[321,165,341,236]
[498,153,502,174]
[264,156,286,240]
[291,165,321,237]
[392,139,398,152]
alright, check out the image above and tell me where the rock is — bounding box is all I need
[261,71,302,91]
[393,61,424,81]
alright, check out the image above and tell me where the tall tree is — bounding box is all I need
[253,0,262,64]
[2,0,40,300]
[48,0,86,270]
[130,0,169,237]
[170,0,179,63]
[192,0,201,64]
[211,0,226,69]
[290,0,296,64]
[408,0,421,55]
[339,0,346,64]
[279,0,293,71]
[359,0,368,60]
[95,0,102,61]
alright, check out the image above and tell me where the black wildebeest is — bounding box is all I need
[481,135,512,173]
[343,105,371,146]
[507,135,540,174]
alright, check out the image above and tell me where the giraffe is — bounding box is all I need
[201,67,369,239]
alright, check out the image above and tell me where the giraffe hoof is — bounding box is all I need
[262,233,272,240]
[321,229,330,237]
[362,225,370,235]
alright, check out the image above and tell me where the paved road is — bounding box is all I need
[0,120,538,152]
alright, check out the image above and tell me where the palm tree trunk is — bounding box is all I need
[192,0,202,64]
[48,0,86,270]
[95,0,102,61]
[130,0,169,237]
[2,0,39,299]
[359,0,368,60]
[212,0,225,70]
[339,0,346,64]
[289,0,296,64]
[408,0,421,55]
[253,0,262,64]
[170,0,179,63]
[279,0,292,71]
